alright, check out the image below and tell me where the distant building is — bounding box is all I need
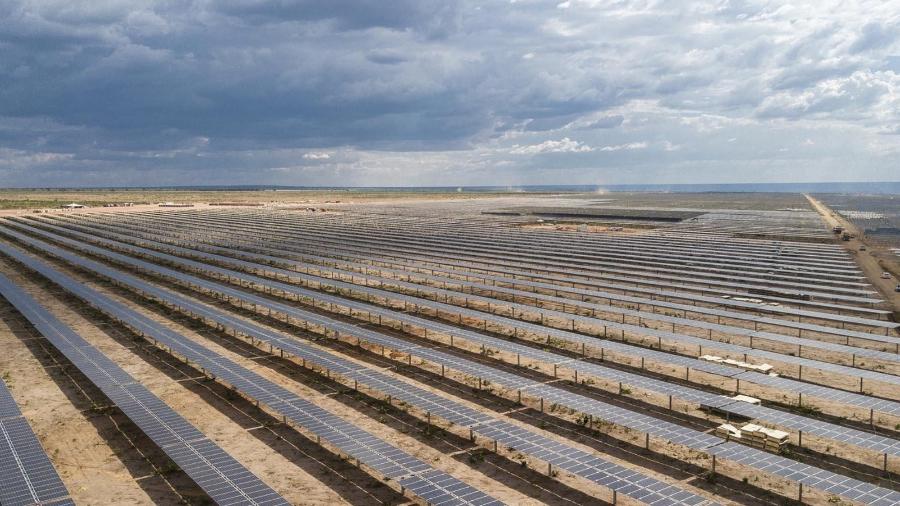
[61,203,85,209]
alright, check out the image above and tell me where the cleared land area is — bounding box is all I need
[1,190,899,506]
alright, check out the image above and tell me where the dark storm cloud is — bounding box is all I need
[212,0,461,35]
[0,0,898,186]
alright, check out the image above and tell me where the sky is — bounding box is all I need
[1,0,899,187]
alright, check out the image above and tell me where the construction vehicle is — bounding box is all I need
[841,232,851,241]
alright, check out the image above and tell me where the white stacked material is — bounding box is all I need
[731,395,761,405]
[741,423,789,453]
[699,355,774,373]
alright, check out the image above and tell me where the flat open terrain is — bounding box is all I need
[0,188,549,210]
[1,190,899,506]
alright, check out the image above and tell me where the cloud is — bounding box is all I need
[510,137,594,154]
[1,0,899,186]
[578,115,625,130]
[597,141,648,152]
[756,70,900,124]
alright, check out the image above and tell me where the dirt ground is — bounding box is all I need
[0,189,546,212]
[806,194,900,317]
[521,224,652,234]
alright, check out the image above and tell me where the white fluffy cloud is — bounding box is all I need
[510,137,594,154]
[597,142,647,152]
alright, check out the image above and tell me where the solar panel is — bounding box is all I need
[1,221,723,505]
[90,210,879,302]
[8,219,899,463]
[708,442,900,505]
[163,438,289,506]
[0,272,288,506]
[74,209,892,318]
[154,230,898,359]
[122,211,880,304]
[59,214,900,348]
[43,217,900,397]
[0,379,71,506]
[0,378,19,420]
[0,239,502,506]
[6,218,900,505]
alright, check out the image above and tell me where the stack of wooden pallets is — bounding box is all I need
[740,423,789,453]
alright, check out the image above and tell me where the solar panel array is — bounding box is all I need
[0,238,504,506]
[0,375,73,506]
[5,221,900,505]
[122,209,881,304]
[9,230,715,504]
[106,209,873,297]
[0,272,288,506]
[7,222,890,442]
[48,215,900,358]
[66,209,896,317]
[22,219,900,423]
[55,212,889,334]
[8,220,900,458]
[707,442,898,505]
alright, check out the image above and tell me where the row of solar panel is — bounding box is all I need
[38,219,898,421]
[7,221,899,505]
[0,374,73,506]
[0,236,503,506]
[14,219,900,461]
[0,273,288,506]
[16,231,715,505]
[27,217,900,398]
[89,210,881,306]
[76,210,889,317]
[48,214,900,356]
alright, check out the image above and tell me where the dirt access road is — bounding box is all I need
[805,194,900,319]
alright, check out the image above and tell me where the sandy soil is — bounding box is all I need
[806,194,899,317]
[0,189,545,212]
